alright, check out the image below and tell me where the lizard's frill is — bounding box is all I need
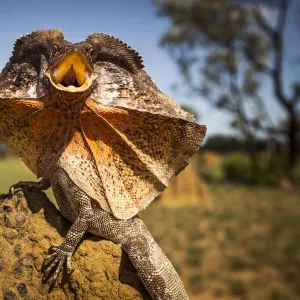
[58,99,206,219]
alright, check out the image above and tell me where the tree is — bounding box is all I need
[154,0,300,165]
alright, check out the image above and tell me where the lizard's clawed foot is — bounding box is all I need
[43,244,73,283]
[9,179,50,196]
[9,181,33,196]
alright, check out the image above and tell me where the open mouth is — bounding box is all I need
[47,51,94,92]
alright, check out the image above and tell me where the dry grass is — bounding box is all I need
[141,183,300,300]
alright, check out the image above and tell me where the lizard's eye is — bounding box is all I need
[52,44,60,55]
[88,48,94,57]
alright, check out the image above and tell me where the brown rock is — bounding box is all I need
[0,190,151,300]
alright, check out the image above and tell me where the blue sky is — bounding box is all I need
[0,0,298,137]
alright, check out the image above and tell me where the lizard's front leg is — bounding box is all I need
[44,204,94,282]
[9,178,51,195]
[44,171,94,282]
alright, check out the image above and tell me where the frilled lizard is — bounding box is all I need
[0,29,206,300]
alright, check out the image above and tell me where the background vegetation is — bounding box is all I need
[155,0,300,168]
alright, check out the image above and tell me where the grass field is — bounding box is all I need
[0,157,36,191]
[1,158,300,299]
[0,157,54,200]
[142,184,300,300]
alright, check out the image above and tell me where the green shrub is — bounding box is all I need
[186,245,204,266]
[223,153,252,183]
[225,226,237,242]
[229,255,249,271]
[290,160,300,182]
[223,153,288,186]
[229,278,247,296]
[270,288,292,300]
[187,229,205,241]
[189,273,202,292]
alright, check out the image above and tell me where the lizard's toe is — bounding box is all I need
[66,255,73,273]
[50,256,65,282]
[45,252,57,261]
[43,246,73,283]
[9,181,34,196]
[9,183,21,196]
[9,180,48,197]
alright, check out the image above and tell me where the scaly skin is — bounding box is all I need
[1,30,206,299]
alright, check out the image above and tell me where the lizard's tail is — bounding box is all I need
[120,218,189,300]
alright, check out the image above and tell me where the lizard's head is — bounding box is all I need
[5,29,97,98]
[2,29,145,101]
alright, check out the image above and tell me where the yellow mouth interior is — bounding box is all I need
[47,52,94,92]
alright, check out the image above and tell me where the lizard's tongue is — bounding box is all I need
[62,64,77,87]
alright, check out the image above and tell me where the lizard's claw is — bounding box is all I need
[44,244,73,283]
[9,181,33,196]
[9,183,23,196]
[8,179,50,197]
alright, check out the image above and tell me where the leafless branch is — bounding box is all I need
[271,0,292,112]
[243,46,273,75]
[251,8,276,39]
